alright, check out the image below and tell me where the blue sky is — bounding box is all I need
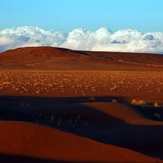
[1,0,163,32]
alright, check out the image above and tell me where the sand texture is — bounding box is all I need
[0,47,163,162]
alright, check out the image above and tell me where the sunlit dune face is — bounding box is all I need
[0,121,161,163]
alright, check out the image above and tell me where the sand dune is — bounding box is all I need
[77,102,163,153]
[0,46,163,70]
[1,95,163,160]
[0,47,163,162]
[0,121,162,163]
[82,102,163,125]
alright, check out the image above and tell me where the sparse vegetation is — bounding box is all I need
[154,113,161,120]
[0,70,162,99]
[131,99,146,106]
[112,99,118,103]
[154,102,159,107]
[34,113,89,129]
[88,96,96,102]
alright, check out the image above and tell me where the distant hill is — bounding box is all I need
[0,46,163,70]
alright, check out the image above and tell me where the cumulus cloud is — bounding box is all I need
[0,26,66,52]
[0,26,163,54]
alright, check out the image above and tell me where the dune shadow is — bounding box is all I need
[131,104,163,121]
[0,95,163,159]
[0,153,110,163]
[0,95,125,121]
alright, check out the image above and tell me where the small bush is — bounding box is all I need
[88,96,96,102]
[154,102,159,107]
[131,99,146,105]
[137,100,146,105]
[112,99,117,103]
[131,99,138,105]
[154,113,161,120]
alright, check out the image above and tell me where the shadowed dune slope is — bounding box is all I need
[0,121,162,163]
[84,50,163,66]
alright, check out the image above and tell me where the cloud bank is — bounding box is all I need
[0,26,163,54]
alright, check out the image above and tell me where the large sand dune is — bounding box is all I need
[0,46,163,70]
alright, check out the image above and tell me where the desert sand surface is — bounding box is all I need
[0,70,162,101]
[0,121,161,163]
[0,46,163,162]
[0,46,163,70]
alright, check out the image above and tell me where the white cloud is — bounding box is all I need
[0,26,66,52]
[0,26,163,54]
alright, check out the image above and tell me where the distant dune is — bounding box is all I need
[0,46,163,70]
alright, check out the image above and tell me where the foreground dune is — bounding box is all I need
[0,97,163,160]
[0,121,162,163]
